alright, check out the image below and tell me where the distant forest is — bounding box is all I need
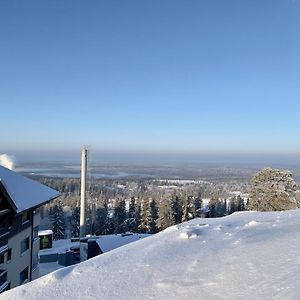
[35,176,248,240]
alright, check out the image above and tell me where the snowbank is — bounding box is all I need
[2,209,300,299]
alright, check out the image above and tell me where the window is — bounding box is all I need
[7,249,12,261]
[0,246,8,264]
[20,237,30,254]
[19,267,28,285]
[22,212,30,223]
[33,226,39,239]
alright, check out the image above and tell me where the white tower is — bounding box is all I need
[80,146,88,237]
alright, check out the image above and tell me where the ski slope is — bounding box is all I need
[2,209,300,299]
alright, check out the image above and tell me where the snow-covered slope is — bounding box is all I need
[2,210,300,300]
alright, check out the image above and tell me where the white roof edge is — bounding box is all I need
[0,166,60,213]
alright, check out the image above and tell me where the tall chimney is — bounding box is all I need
[80,146,88,237]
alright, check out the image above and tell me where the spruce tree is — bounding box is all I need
[194,194,202,218]
[113,198,126,233]
[229,197,237,215]
[95,198,110,235]
[71,206,80,238]
[156,199,171,231]
[149,198,158,233]
[50,200,66,240]
[182,195,195,222]
[207,194,218,218]
[139,199,152,233]
[124,196,140,232]
[236,195,245,211]
[171,195,182,224]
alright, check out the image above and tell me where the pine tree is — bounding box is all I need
[138,199,153,233]
[149,198,158,233]
[229,197,237,215]
[95,198,111,235]
[194,194,202,218]
[50,200,66,240]
[170,195,182,224]
[156,199,172,231]
[207,194,218,218]
[236,195,245,211]
[124,197,140,232]
[71,206,80,238]
[182,195,195,222]
[113,198,126,233]
[215,199,226,217]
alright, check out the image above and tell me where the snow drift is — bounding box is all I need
[2,209,300,299]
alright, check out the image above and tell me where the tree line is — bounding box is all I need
[50,193,247,240]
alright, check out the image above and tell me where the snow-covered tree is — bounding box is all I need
[50,200,66,240]
[71,206,80,238]
[156,199,172,231]
[248,168,299,211]
[194,194,202,218]
[123,197,140,232]
[95,198,112,235]
[182,196,191,222]
[207,194,219,218]
[170,195,182,224]
[149,198,158,233]
[113,198,127,233]
[138,199,153,233]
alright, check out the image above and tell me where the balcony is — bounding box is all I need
[0,270,7,287]
[0,209,11,217]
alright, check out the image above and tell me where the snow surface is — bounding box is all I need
[39,239,79,255]
[38,230,53,236]
[0,166,60,212]
[38,262,64,278]
[96,233,150,253]
[2,209,300,299]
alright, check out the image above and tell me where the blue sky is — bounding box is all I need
[1,1,300,161]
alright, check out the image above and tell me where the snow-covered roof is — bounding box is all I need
[95,233,150,253]
[0,166,60,213]
[38,230,53,236]
[4,209,300,299]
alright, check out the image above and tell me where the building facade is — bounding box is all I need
[0,166,59,293]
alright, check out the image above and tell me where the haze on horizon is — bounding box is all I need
[1,1,299,164]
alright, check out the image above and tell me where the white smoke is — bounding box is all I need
[0,154,15,170]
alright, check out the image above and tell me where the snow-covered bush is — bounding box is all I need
[248,168,299,211]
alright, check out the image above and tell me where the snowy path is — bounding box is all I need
[2,210,300,299]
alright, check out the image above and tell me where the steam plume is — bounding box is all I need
[0,154,15,170]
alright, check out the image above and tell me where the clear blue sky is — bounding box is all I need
[1,1,300,161]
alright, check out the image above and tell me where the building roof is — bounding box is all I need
[95,233,151,253]
[0,166,60,213]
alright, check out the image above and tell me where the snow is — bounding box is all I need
[96,233,150,253]
[39,239,79,255]
[38,230,53,236]
[38,262,64,278]
[0,166,60,213]
[3,209,300,299]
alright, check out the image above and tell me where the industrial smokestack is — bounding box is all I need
[80,146,88,237]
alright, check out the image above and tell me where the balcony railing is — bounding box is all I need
[0,270,7,287]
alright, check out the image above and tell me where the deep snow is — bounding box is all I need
[2,209,300,299]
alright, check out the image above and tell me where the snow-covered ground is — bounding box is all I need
[2,209,300,299]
